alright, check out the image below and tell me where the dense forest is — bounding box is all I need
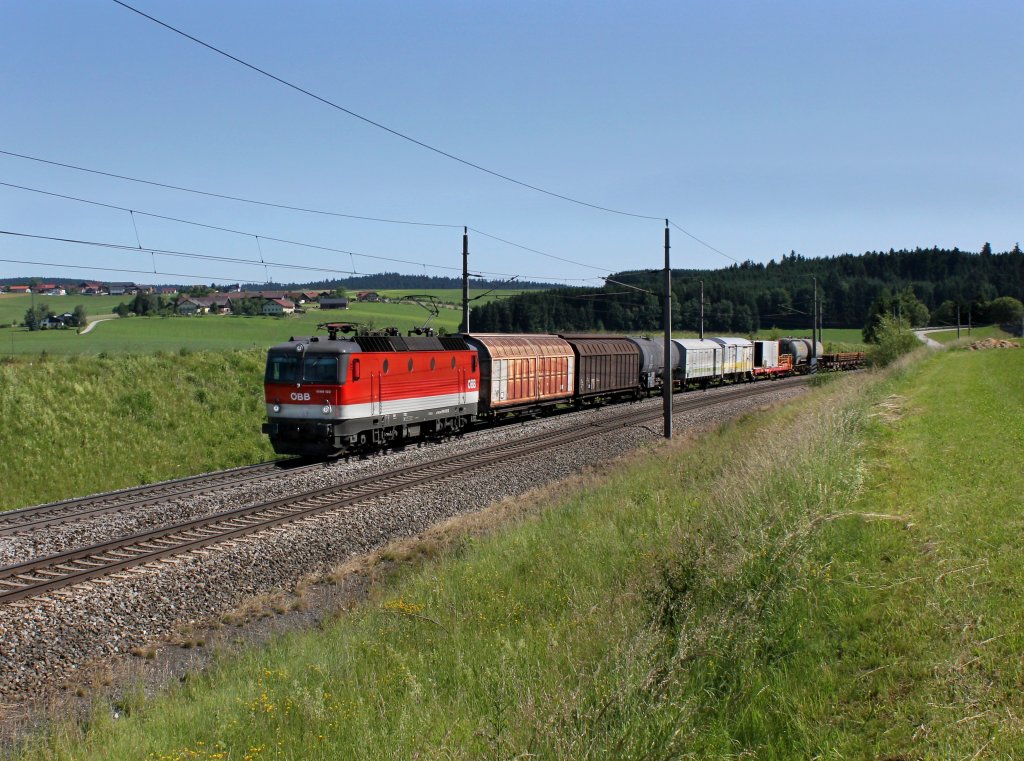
[469,245,1024,334]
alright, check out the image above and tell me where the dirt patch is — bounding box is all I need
[967,338,1019,350]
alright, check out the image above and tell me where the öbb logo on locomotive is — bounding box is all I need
[262,332,862,457]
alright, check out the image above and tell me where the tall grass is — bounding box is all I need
[20,348,1020,758]
[19,362,895,760]
[0,350,274,510]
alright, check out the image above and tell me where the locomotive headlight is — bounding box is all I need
[272,404,281,413]
[322,404,332,415]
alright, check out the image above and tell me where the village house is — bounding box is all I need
[262,298,295,316]
[40,313,76,329]
[355,290,381,302]
[7,285,31,294]
[77,281,106,295]
[107,282,138,296]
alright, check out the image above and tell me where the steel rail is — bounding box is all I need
[0,378,807,605]
[0,458,315,537]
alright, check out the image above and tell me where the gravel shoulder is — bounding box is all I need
[0,383,808,744]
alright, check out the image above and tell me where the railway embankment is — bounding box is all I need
[0,350,274,511]
[10,345,1023,758]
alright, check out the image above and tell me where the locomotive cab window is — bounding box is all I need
[351,358,361,382]
[303,354,340,383]
[265,353,300,383]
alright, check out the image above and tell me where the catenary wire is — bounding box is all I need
[0,178,605,284]
[0,181,465,273]
[0,257,256,284]
[0,229,598,286]
[668,220,743,265]
[110,0,663,222]
[0,149,458,228]
[0,152,621,280]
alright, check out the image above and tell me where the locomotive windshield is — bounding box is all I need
[265,353,299,383]
[302,355,340,383]
[265,351,344,384]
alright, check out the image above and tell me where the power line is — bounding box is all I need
[1,229,364,278]
[668,220,743,265]
[0,256,251,284]
[1,152,613,281]
[110,0,663,222]
[0,228,597,287]
[0,177,604,284]
[0,149,457,228]
[468,227,610,274]
[0,180,466,273]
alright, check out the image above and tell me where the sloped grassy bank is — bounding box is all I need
[20,347,1023,759]
[0,351,274,510]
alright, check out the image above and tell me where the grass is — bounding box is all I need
[0,301,464,357]
[922,324,1013,344]
[0,350,274,510]
[26,346,1023,758]
[0,294,125,326]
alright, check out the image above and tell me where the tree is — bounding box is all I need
[863,286,929,342]
[23,303,52,331]
[985,296,1024,324]
[72,304,88,329]
[867,314,920,367]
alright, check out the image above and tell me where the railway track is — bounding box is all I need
[0,458,316,537]
[0,378,806,605]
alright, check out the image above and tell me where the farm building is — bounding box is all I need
[319,297,349,310]
[263,298,296,316]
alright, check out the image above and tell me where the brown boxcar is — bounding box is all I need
[462,334,575,412]
[559,335,642,401]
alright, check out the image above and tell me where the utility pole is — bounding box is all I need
[968,306,972,336]
[461,227,469,334]
[663,221,672,440]
[699,280,704,340]
[956,303,961,340]
[811,276,818,364]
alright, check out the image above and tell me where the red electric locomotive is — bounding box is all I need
[262,329,479,456]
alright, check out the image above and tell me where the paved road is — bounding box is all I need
[913,326,955,349]
[78,316,113,335]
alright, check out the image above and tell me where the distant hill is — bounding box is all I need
[0,272,559,292]
[470,245,1024,334]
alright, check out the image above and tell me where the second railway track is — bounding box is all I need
[0,378,806,606]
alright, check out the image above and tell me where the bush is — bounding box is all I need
[867,315,920,367]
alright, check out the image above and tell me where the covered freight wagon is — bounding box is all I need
[462,334,574,413]
[672,338,723,385]
[560,335,642,401]
[709,336,754,378]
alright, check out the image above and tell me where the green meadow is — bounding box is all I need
[923,324,1013,344]
[19,346,1022,758]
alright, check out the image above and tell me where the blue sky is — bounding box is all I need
[1,1,1021,286]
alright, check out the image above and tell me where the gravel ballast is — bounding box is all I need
[0,383,807,699]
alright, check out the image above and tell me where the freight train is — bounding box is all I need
[262,327,864,456]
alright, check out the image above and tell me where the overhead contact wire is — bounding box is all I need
[110,0,663,222]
